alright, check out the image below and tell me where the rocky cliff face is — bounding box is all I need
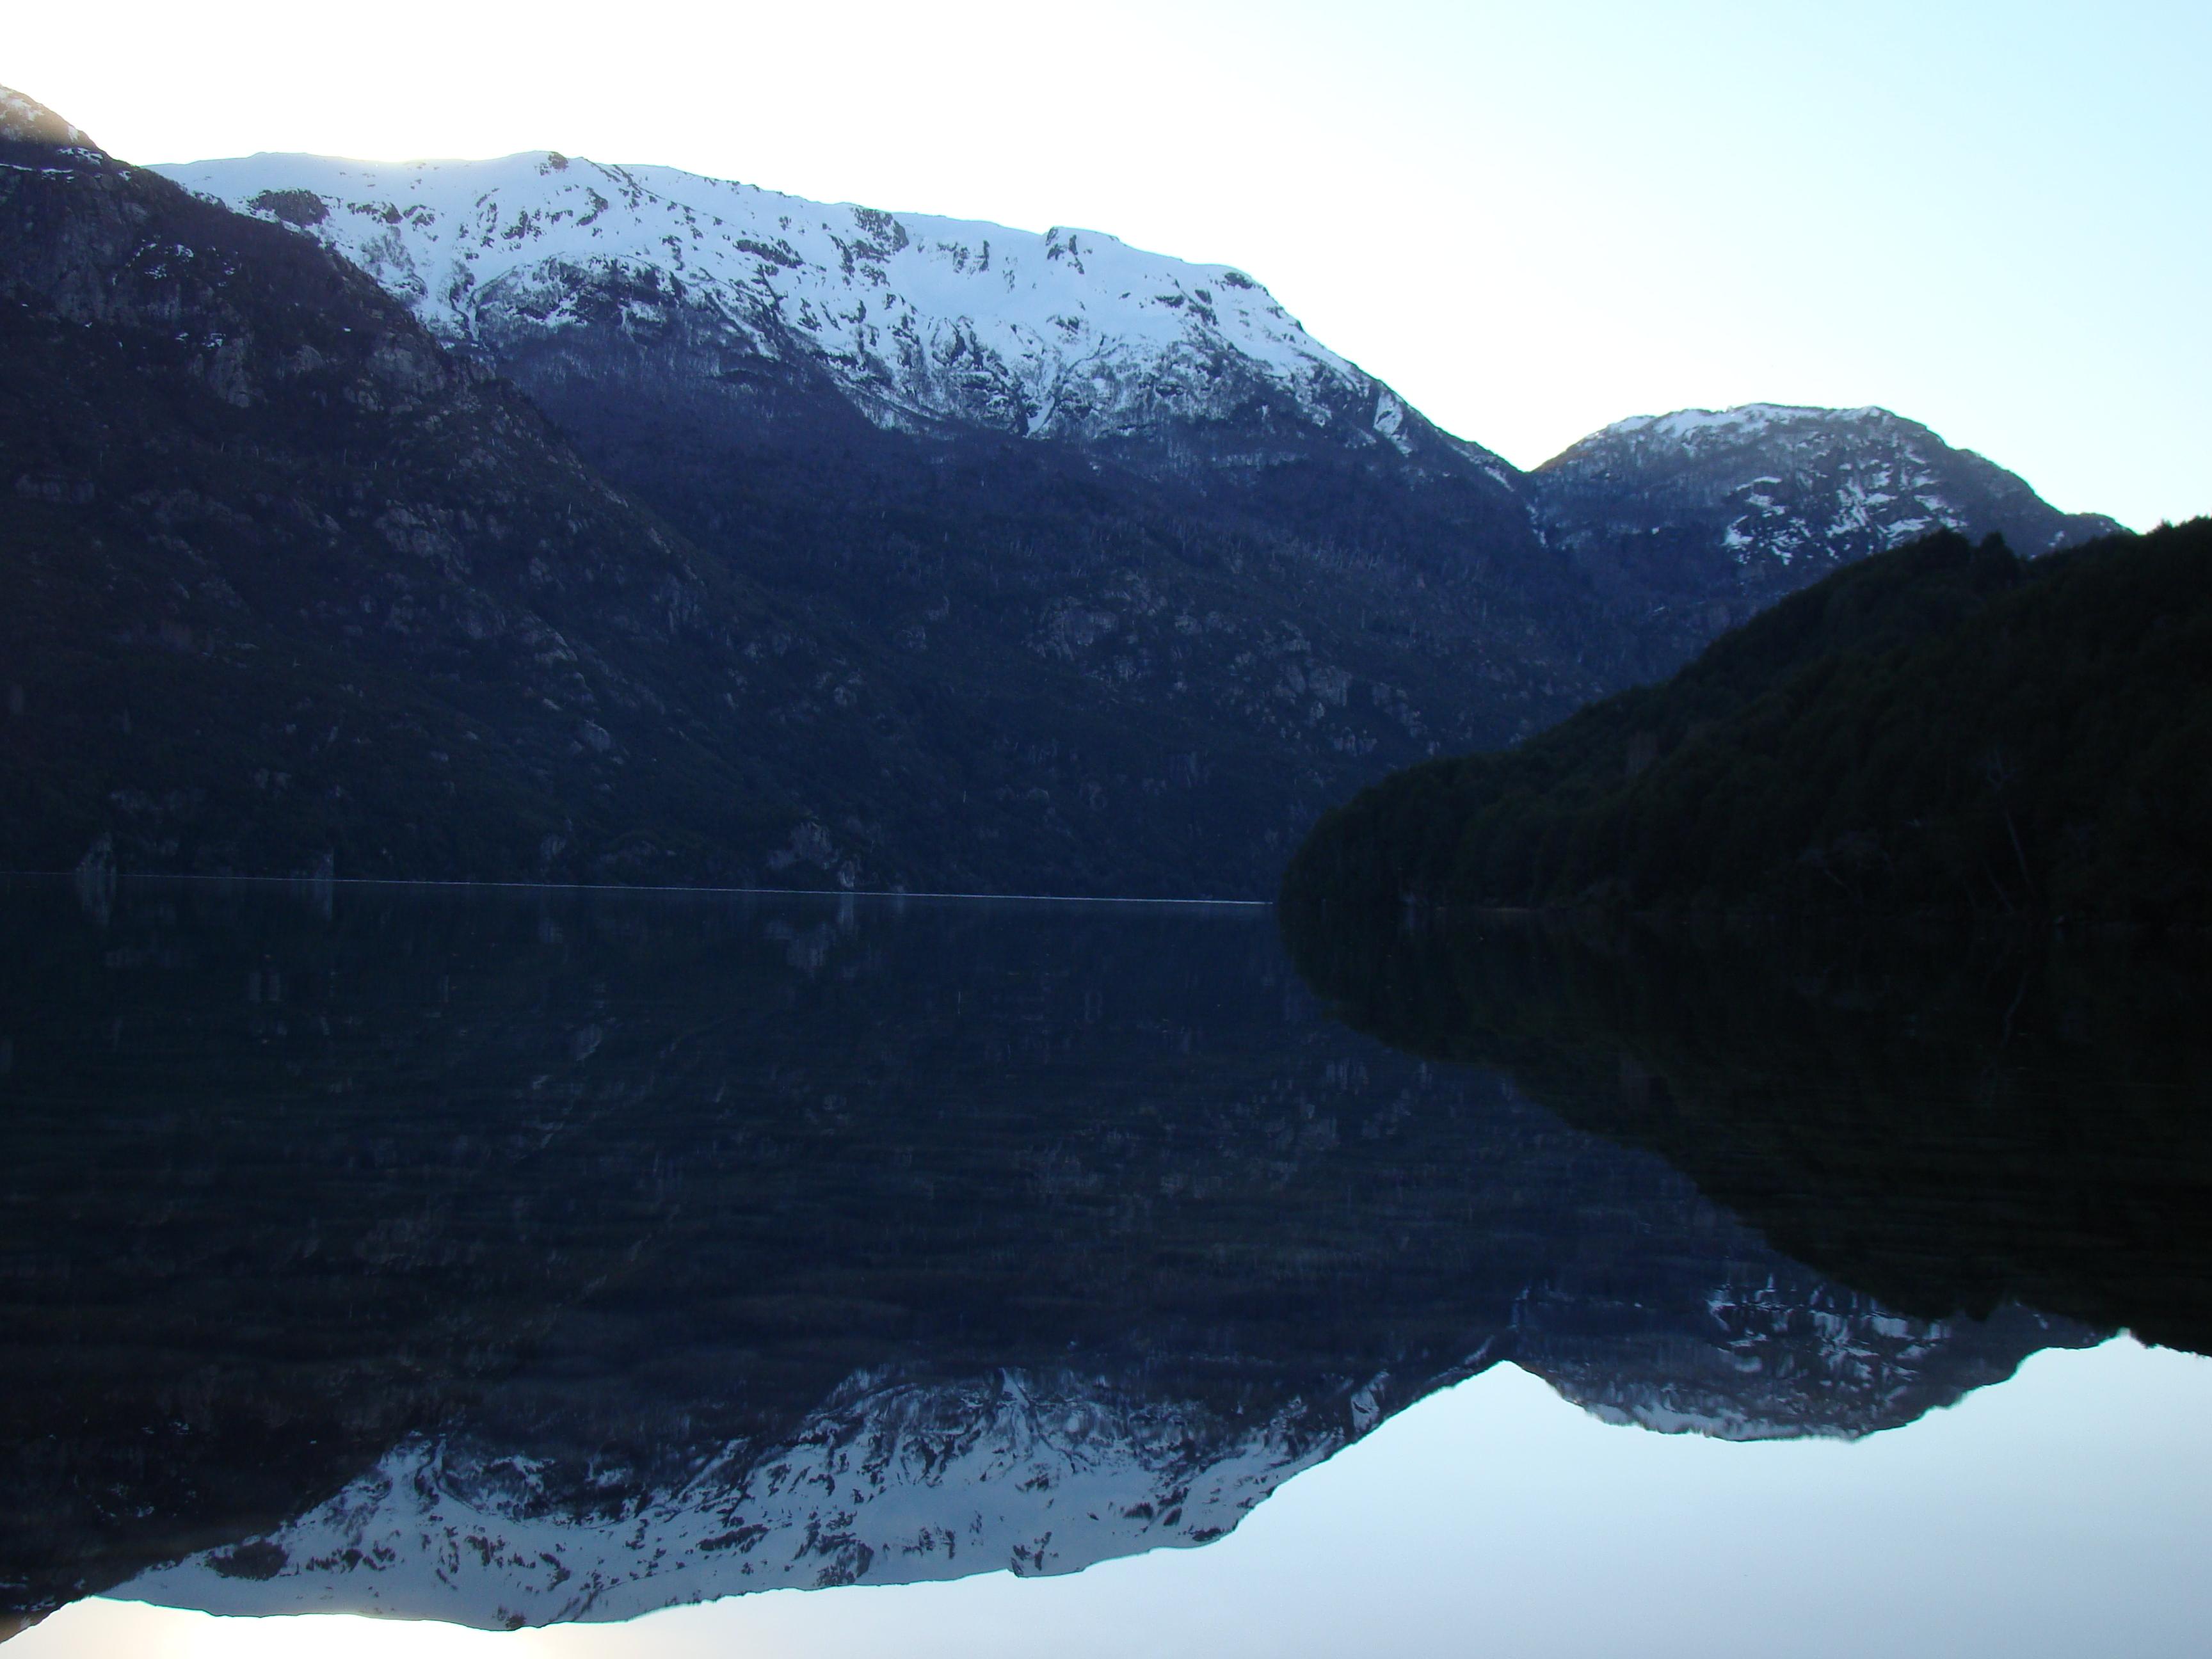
[164,152,2122,698]
[1,90,890,887]
[151,150,1513,480]
[151,147,1562,643]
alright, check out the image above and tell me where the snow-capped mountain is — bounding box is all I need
[118,1367,1353,1628]
[117,1287,2082,1630]
[9,84,2131,899]
[1532,403,2123,668]
[6,89,1602,901]
[1,84,94,152]
[154,150,1489,476]
[156,148,2122,697]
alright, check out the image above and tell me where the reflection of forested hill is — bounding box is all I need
[1281,906,2212,1354]
[0,883,2081,1628]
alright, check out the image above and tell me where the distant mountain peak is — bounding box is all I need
[0,85,99,154]
[1532,399,2123,668]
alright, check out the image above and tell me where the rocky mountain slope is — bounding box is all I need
[0,91,901,886]
[150,149,1521,485]
[3,86,2124,896]
[163,149,2122,690]
[7,88,1649,898]
[1,92,1599,897]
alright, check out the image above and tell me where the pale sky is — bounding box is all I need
[12,1,2205,529]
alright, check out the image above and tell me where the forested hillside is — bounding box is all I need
[1283,520,2211,927]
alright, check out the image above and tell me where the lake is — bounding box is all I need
[4,879,2208,1655]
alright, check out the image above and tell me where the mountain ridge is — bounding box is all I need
[152,148,1502,475]
[1,89,1596,895]
[1,86,2133,895]
[159,144,2119,650]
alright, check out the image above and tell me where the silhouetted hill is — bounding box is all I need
[1283,519,2211,926]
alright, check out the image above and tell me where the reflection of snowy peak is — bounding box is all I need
[1519,1281,2088,1442]
[154,151,1440,460]
[122,1368,1352,1630]
[118,1289,2089,1630]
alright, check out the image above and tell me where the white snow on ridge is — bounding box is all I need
[1593,403,1898,448]
[116,1367,1348,1630]
[153,150,1370,443]
[1539,401,2003,569]
[1,86,99,154]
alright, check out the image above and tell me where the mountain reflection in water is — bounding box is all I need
[0,882,2197,1635]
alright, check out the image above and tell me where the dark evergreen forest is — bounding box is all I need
[1282,520,2212,927]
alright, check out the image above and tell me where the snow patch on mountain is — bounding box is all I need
[1597,403,1886,450]
[154,150,1375,446]
[1521,1285,2090,1442]
[1534,399,2120,644]
[0,86,90,149]
[117,1366,1350,1630]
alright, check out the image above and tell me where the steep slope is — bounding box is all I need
[150,150,1582,652]
[10,91,2129,895]
[0,90,913,886]
[1533,403,2123,671]
[156,148,1613,721]
[162,154,2122,708]
[3,90,1605,895]
[150,150,1514,483]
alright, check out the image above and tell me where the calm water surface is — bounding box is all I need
[3,879,2207,1656]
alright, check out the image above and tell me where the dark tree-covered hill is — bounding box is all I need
[1282,518,2212,927]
